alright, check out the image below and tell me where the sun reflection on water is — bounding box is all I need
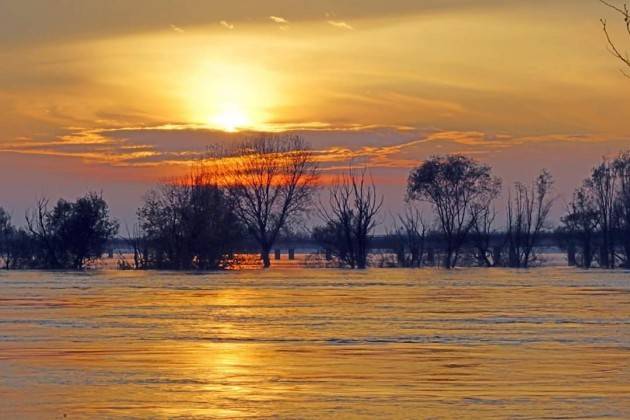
[0,268,629,417]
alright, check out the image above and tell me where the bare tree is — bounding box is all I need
[505,170,554,268]
[26,194,118,270]
[588,160,617,268]
[471,205,498,267]
[600,0,630,76]
[0,207,13,269]
[397,206,428,267]
[386,206,428,268]
[26,198,58,268]
[316,167,383,269]
[121,223,148,270]
[613,151,630,267]
[407,155,501,269]
[208,135,318,268]
[137,169,242,270]
[562,185,599,268]
[561,150,630,269]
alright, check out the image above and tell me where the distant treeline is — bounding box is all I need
[1,135,629,270]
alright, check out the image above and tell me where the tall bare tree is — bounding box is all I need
[137,169,242,270]
[505,170,554,268]
[390,206,428,268]
[26,198,58,268]
[562,184,599,268]
[208,135,318,268]
[560,150,630,269]
[121,223,148,270]
[588,160,617,268]
[471,205,498,267]
[407,155,501,269]
[613,151,630,267]
[0,207,13,269]
[600,0,630,76]
[316,167,383,269]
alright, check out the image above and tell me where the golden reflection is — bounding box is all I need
[1,269,629,418]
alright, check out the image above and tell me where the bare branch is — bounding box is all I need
[600,1,630,76]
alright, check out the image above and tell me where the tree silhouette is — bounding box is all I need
[588,160,617,268]
[407,155,501,269]
[0,207,13,269]
[558,150,630,269]
[209,135,318,268]
[471,205,498,267]
[389,206,428,268]
[613,152,630,267]
[26,193,118,269]
[138,170,242,270]
[562,185,599,268]
[600,0,630,76]
[316,167,382,269]
[505,170,554,268]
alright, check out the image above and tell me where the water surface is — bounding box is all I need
[1,268,629,418]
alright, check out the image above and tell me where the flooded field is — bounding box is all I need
[0,268,629,418]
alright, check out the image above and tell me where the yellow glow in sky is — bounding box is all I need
[212,104,250,132]
[182,60,280,131]
[6,4,628,138]
[0,3,629,174]
[2,0,630,223]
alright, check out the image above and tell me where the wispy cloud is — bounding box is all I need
[1,123,622,176]
[169,24,184,33]
[270,16,288,24]
[327,20,353,30]
[219,20,234,30]
[0,124,415,168]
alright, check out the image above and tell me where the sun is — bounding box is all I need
[211,104,250,132]
[184,61,280,132]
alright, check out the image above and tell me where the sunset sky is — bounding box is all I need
[1,0,630,224]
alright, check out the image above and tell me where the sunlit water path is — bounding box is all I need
[0,268,629,418]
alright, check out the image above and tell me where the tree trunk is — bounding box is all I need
[567,243,576,267]
[583,239,592,269]
[261,247,271,268]
[508,241,519,268]
[492,246,502,267]
[443,246,454,269]
[600,239,610,268]
[426,248,435,266]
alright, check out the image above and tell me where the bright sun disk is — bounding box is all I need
[211,105,250,132]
